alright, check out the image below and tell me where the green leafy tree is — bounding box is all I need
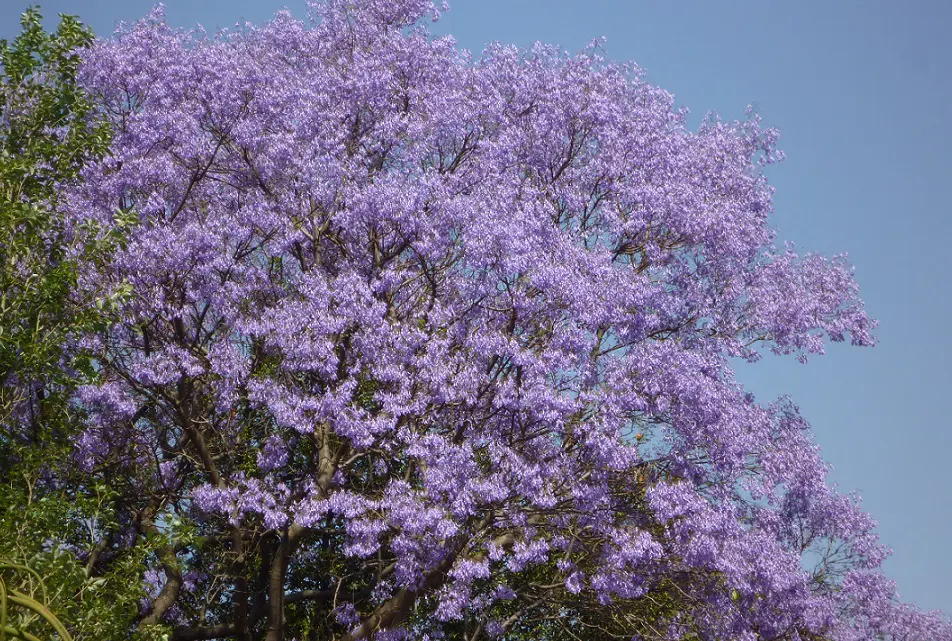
[0,8,143,640]
[0,7,111,432]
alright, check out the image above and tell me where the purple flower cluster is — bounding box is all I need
[60,1,948,638]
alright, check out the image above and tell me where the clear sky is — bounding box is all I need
[3,0,950,615]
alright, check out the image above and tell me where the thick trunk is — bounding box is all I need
[233,527,251,641]
[263,523,306,641]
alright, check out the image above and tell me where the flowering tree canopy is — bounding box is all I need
[54,1,950,639]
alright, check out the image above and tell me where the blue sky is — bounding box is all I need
[3,0,949,615]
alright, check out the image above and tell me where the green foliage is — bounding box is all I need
[0,7,144,640]
[0,5,112,432]
[2,449,147,638]
[0,462,147,640]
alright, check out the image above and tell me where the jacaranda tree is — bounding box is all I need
[49,1,950,639]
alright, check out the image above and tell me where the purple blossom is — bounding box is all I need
[53,0,950,638]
